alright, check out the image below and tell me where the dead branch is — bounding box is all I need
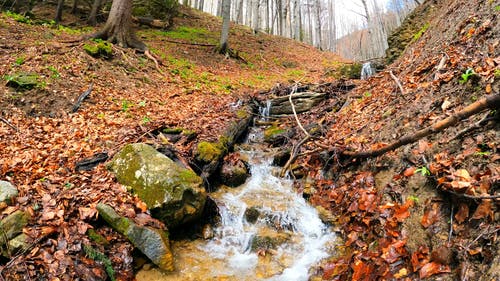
[450,111,495,141]
[0,116,19,132]
[389,70,405,95]
[71,83,93,113]
[163,38,216,47]
[342,94,500,159]
[280,135,311,177]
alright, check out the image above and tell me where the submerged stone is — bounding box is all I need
[97,203,174,271]
[107,143,206,228]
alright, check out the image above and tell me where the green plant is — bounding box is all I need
[408,195,419,203]
[138,100,147,107]
[14,56,25,65]
[47,66,60,79]
[494,69,500,78]
[83,244,115,281]
[459,68,476,84]
[363,92,372,98]
[4,72,40,89]
[4,11,32,24]
[121,100,132,112]
[415,166,431,176]
[474,151,490,156]
[495,5,500,11]
[142,116,151,124]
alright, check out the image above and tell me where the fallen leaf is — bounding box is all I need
[404,167,416,177]
[419,261,451,278]
[472,200,492,220]
[454,169,471,180]
[454,203,469,224]
[421,202,441,228]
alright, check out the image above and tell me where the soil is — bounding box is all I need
[0,0,498,280]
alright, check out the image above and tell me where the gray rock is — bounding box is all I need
[107,143,206,228]
[0,181,18,204]
[0,210,30,245]
[97,203,174,271]
[220,153,250,187]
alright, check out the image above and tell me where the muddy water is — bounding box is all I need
[137,130,335,281]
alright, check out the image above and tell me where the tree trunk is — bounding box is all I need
[87,0,103,26]
[55,0,64,23]
[71,0,78,14]
[91,0,146,51]
[218,0,231,54]
[315,0,322,48]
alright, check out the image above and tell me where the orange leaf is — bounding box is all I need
[394,199,414,222]
[419,262,451,279]
[404,167,416,177]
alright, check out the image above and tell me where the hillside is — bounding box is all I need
[0,0,499,280]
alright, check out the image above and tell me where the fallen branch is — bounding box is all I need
[450,111,495,141]
[389,70,405,95]
[162,39,216,47]
[280,135,311,177]
[342,94,500,159]
[0,116,19,132]
[144,49,163,74]
[71,83,93,113]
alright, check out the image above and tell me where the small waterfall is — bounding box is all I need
[259,100,272,119]
[137,129,335,281]
[361,62,374,80]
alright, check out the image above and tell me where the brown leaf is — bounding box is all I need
[421,202,441,228]
[472,200,492,220]
[454,203,469,224]
[394,199,414,222]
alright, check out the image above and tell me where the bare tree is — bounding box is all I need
[218,0,231,54]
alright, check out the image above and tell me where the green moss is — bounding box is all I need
[163,127,184,134]
[264,126,286,141]
[87,229,109,246]
[236,109,249,119]
[4,72,40,89]
[83,39,113,59]
[197,141,224,163]
[412,23,430,41]
[83,244,115,281]
[335,63,362,79]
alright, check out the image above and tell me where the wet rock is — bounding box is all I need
[97,203,174,271]
[250,231,290,252]
[220,152,250,187]
[201,224,213,240]
[107,143,206,228]
[0,181,18,204]
[244,207,260,224]
[264,126,290,146]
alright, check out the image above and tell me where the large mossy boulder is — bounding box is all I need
[107,143,206,228]
[97,203,174,271]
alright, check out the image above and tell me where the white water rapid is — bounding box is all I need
[137,130,335,281]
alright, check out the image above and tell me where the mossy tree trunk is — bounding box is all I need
[91,0,146,51]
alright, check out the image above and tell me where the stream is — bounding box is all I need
[137,127,336,281]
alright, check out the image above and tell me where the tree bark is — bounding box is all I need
[218,0,231,54]
[55,0,64,23]
[87,0,103,26]
[342,94,500,159]
[90,0,146,51]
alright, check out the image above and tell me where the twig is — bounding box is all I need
[448,204,453,245]
[446,190,500,200]
[389,70,405,95]
[71,83,93,113]
[0,117,19,132]
[280,135,311,177]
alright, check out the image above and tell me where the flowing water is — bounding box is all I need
[137,129,335,281]
[361,62,374,80]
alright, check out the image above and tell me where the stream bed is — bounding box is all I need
[137,128,336,280]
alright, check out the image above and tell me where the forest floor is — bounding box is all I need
[0,0,498,280]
